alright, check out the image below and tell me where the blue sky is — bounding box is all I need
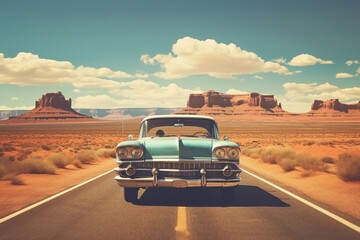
[0,0,359,113]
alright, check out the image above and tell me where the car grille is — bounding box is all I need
[133,162,228,170]
[118,161,239,179]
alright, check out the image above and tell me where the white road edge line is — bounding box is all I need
[0,169,114,224]
[243,169,360,234]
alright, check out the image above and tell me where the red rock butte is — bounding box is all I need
[176,90,293,116]
[308,99,360,117]
[175,90,360,121]
[9,92,93,120]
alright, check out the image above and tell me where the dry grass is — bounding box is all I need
[336,153,360,181]
[5,175,25,185]
[95,148,116,158]
[20,156,56,174]
[76,150,97,164]
[243,146,328,172]
[321,156,335,164]
[0,155,57,178]
[72,159,83,168]
[47,152,70,168]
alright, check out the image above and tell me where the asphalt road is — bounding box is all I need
[0,169,359,240]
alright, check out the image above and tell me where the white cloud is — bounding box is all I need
[0,105,32,110]
[74,80,202,108]
[0,52,137,87]
[295,70,302,74]
[288,54,334,66]
[141,37,291,79]
[335,66,360,78]
[135,73,149,78]
[73,89,82,93]
[336,73,356,78]
[277,82,360,113]
[273,58,286,64]
[345,60,359,66]
[11,97,19,100]
[225,89,248,95]
[76,66,132,79]
[254,75,263,79]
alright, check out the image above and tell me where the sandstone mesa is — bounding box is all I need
[8,92,93,121]
[176,90,360,120]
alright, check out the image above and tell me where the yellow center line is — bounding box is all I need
[175,206,190,240]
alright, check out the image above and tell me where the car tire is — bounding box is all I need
[220,187,235,203]
[124,188,138,203]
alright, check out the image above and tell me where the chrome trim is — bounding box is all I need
[200,169,207,187]
[115,175,240,188]
[114,167,242,173]
[152,168,158,187]
[117,159,239,164]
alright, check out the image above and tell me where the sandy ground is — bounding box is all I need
[0,158,117,218]
[241,154,360,219]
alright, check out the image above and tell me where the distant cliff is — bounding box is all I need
[8,92,92,121]
[1,108,181,120]
[307,99,360,117]
[176,90,293,116]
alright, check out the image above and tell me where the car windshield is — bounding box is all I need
[139,118,219,139]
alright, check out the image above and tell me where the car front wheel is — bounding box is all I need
[124,188,138,203]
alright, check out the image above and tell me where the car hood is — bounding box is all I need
[143,137,213,160]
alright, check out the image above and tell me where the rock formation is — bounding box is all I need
[176,90,292,117]
[308,99,360,116]
[311,99,360,112]
[9,92,93,121]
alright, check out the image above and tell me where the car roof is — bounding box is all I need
[141,114,215,123]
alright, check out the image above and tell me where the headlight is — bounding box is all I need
[214,148,226,159]
[213,147,240,160]
[227,148,239,159]
[117,147,128,158]
[131,147,143,158]
[116,146,143,159]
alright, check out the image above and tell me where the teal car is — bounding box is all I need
[114,115,242,202]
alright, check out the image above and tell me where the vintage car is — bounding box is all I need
[114,115,241,202]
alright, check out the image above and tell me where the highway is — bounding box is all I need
[0,168,359,240]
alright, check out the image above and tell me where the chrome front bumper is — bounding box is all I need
[114,175,241,188]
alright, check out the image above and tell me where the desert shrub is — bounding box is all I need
[47,152,70,168]
[96,148,116,158]
[41,144,51,151]
[242,147,262,159]
[260,146,295,164]
[72,159,82,168]
[76,150,96,164]
[336,153,360,181]
[243,146,327,173]
[16,149,33,161]
[295,153,327,171]
[321,156,335,164]
[20,156,56,174]
[277,157,297,172]
[301,170,314,178]
[2,143,16,152]
[318,141,334,147]
[0,156,21,177]
[304,141,315,146]
[104,144,114,149]
[6,175,25,185]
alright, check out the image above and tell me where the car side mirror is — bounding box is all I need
[128,135,133,141]
[224,136,229,141]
